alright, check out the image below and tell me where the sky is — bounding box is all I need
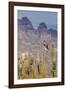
[18,10,57,30]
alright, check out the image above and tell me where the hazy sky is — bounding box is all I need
[18,10,57,29]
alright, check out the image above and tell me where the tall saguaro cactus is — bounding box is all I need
[21,52,29,79]
[51,45,57,77]
[39,54,47,78]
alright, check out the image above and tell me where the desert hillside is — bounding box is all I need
[18,17,57,79]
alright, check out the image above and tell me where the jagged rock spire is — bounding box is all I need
[38,22,47,31]
[18,17,34,30]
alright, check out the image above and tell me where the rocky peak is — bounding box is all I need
[38,22,47,31]
[18,17,34,30]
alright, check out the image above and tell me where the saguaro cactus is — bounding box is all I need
[18,51,22,79]
[51,45,57,77]
[39,54,47,78]
[21,52,29,79]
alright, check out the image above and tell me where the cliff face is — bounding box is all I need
[18,17,34,30]
[18,17,57,78]
[18,17,52,53]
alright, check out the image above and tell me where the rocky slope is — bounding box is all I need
[18,17,57,78]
